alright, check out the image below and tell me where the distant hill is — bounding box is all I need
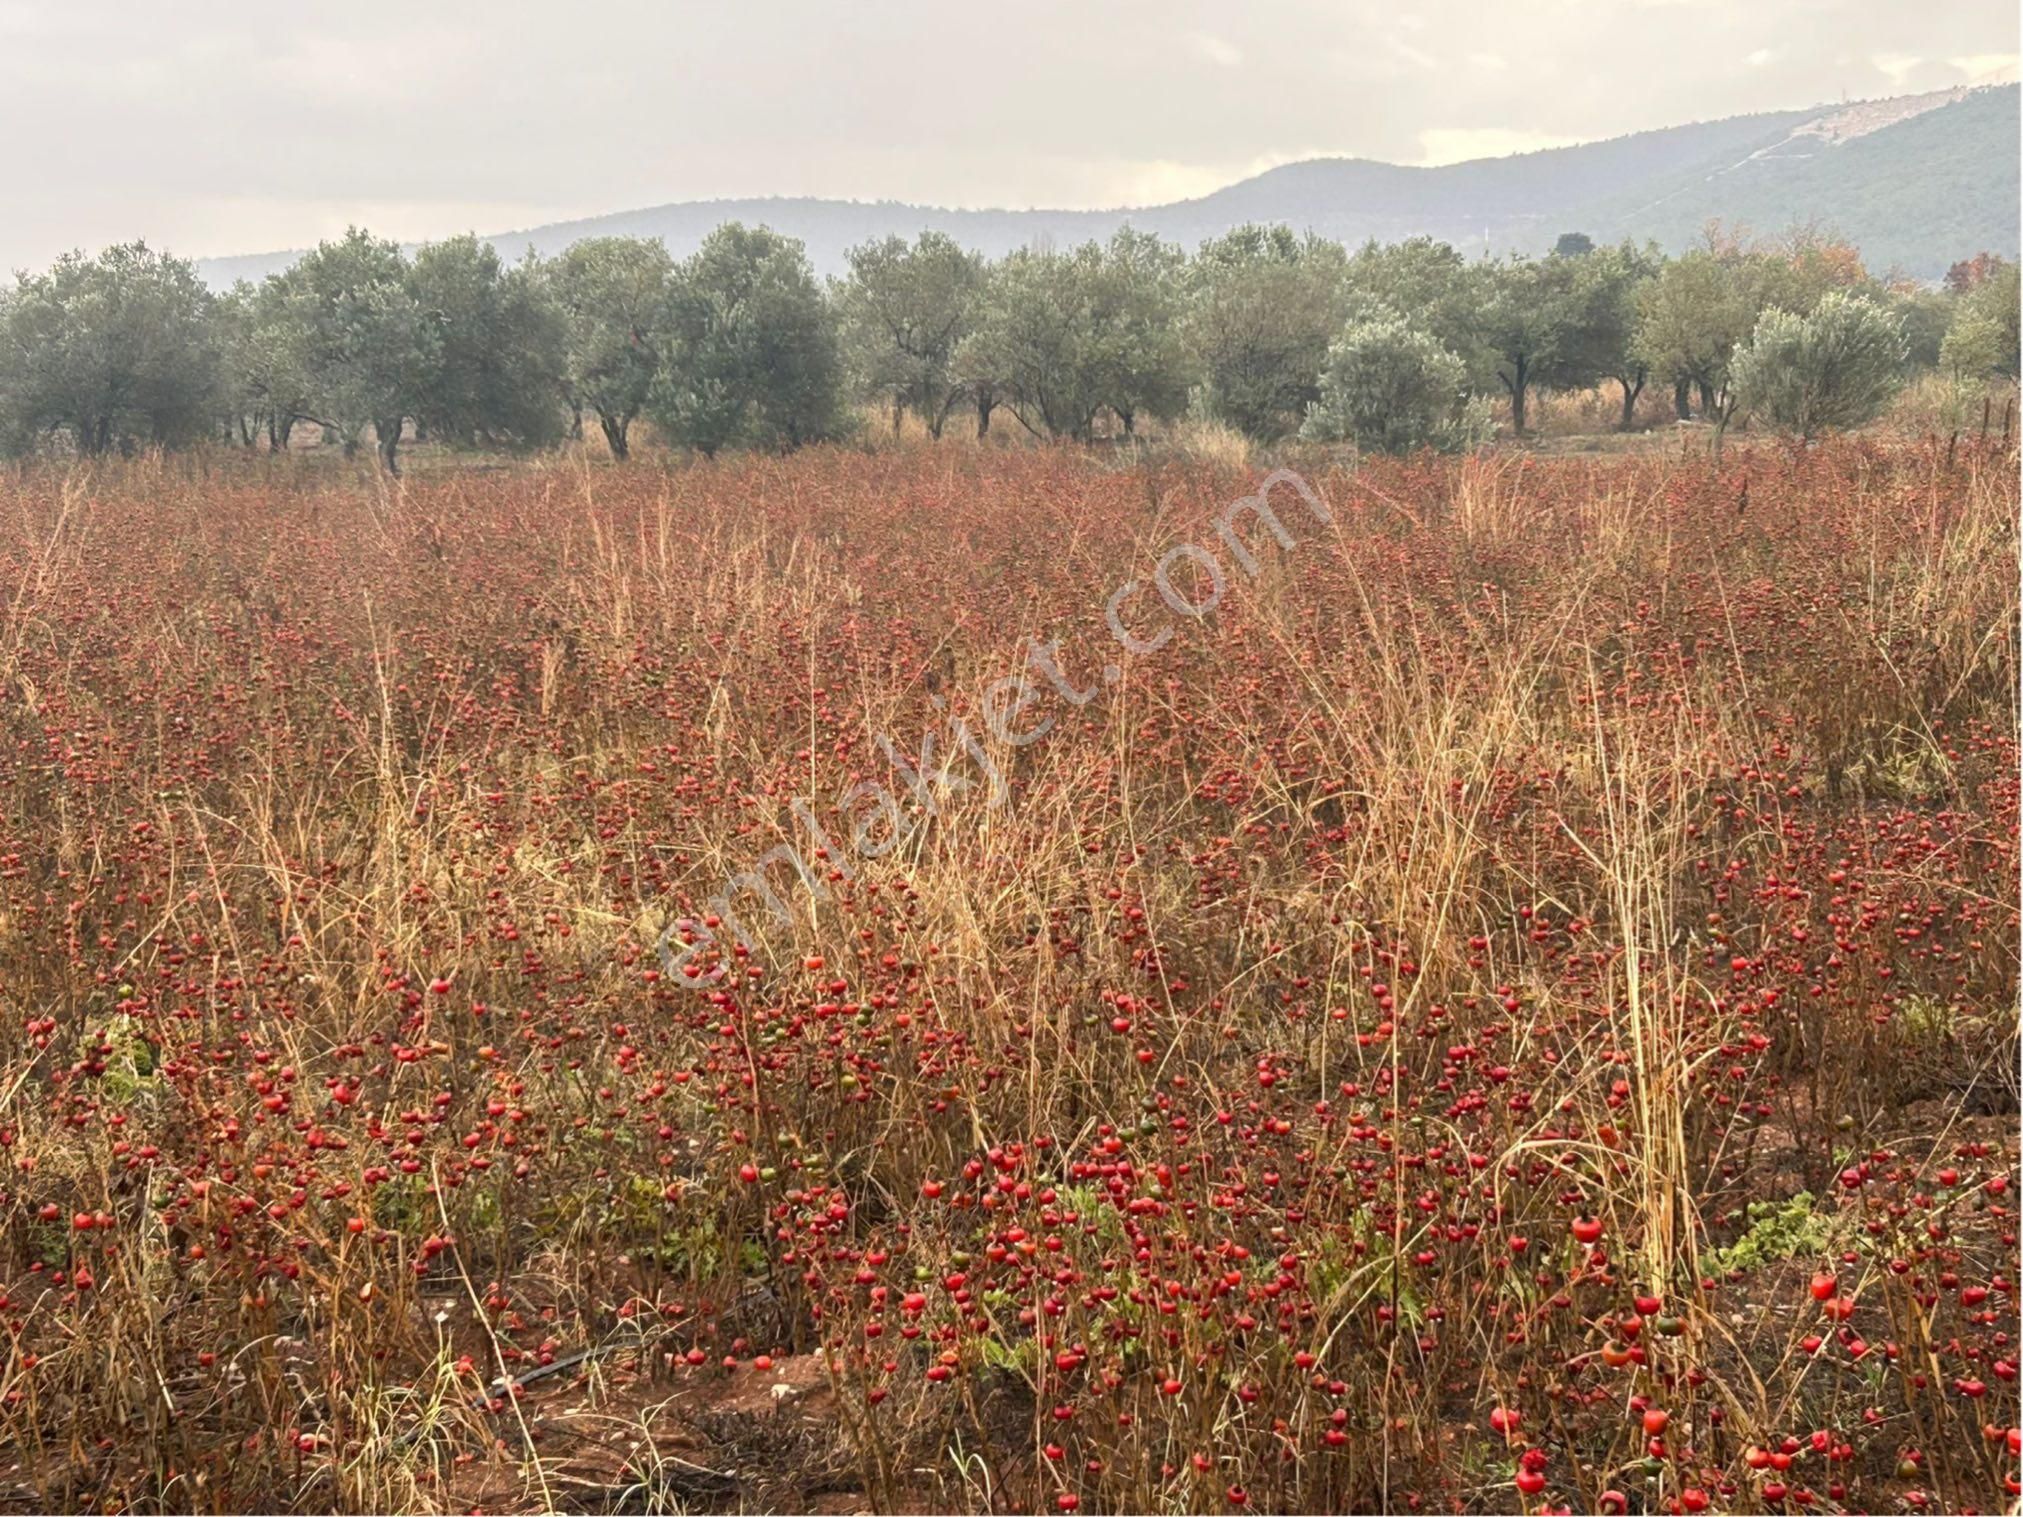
[196,84,2019,288]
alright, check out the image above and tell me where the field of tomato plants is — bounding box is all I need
[0,439,2016,1515]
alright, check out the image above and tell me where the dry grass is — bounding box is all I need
[0,436,2015,1514]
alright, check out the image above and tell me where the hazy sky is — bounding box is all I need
[2,0,2015,271]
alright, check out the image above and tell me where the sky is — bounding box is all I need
[1,0,2016,272]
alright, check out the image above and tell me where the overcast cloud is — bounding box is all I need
[1,0,2015,271]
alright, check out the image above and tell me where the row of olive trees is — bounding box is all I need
[1302,230,2019,451]
[0,224,844,471]
[1,221,2014,466]
[820,223,2016,452]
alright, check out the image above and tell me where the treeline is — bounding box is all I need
[0,222,2016,469]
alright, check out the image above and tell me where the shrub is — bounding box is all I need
[1731,290,1906,441]
[1300,313,1480,453]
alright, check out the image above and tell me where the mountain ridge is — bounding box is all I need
[195,83,2019,287]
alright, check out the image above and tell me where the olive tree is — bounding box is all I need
[1475,255,1602,437]
[834,232,983,439]
[1082,228,1192,436]
[1300,312,1478,453]
[649,224,846,457]
[1566,242,1660,430]
[206,276,317,452]
[954,234,1189,443]
[1731,291,1906,442]
[542,236,674,460]
[1632,249,1770,425]
[0,242,222,457]
[1184,225,1351,440]
[409,235,567,450]
[272,229,434,472]
[954,246,1105,441]
[1342,237,1488,383]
